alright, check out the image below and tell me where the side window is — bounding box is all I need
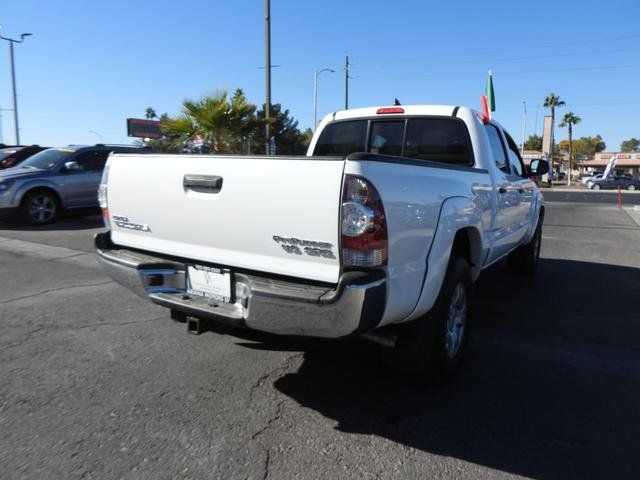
[368,121,404,155]
[503,131,525,177]
[404,118,471,165]
[73,150,110,171]
[485,125,508,173]
[313,120,367,156]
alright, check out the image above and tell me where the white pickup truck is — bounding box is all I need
[95,105,548,382]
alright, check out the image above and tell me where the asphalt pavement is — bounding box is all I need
[1,202,639,479]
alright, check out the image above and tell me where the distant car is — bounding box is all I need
[583,173,604,186]
[0,144,153,225]
[589,175,640,191]
[0,145,47,169]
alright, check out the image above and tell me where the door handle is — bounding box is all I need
[183,175,223,193]
[499,187,507,194]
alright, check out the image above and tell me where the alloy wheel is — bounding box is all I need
[28,195,56,224]
[444,283,467,359]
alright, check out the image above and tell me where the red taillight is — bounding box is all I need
[376,107,404,115]
[341,175,388,267]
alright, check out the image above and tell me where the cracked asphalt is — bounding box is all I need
[1,202,640,480]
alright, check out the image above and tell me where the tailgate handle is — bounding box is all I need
[183,175,223,193]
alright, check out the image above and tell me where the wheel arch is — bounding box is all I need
[403,196,486,323]
[451,226,483,282]
[19,186,63,210]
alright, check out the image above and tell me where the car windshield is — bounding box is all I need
[0,148,21,161]
[19,148,75,170]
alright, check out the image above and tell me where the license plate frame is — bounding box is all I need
[186,264,233,303]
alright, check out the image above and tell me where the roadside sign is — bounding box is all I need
[127,118,161,138]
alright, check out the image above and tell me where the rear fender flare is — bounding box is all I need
[403,196,484,323]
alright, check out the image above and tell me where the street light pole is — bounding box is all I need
[89,130,103,143]
[313,68,334,132]
[0,30,32,145]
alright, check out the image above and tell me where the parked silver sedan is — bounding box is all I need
[0,144,152,225]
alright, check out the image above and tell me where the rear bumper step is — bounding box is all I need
[95,232,386,338]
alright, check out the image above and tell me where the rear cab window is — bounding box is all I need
[313,116,473,167]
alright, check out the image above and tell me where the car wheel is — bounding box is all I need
[627,185,636,191]
[593,184,600,190]
[392,256,472,385]
[20,190,59,225]
[508,221,542,275]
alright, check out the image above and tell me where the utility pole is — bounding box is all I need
[344,54,350,110]
[265,0,271,154]
[0,30,32,145]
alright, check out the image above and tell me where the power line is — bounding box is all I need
[364,63,640,80]
[356,34,640,70]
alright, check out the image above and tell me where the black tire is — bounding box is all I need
[507,221,542,275]
[627,184,636,191]
[393,256,473,385]
[20,190,60,225]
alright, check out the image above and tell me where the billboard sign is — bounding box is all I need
[127,118,162,138]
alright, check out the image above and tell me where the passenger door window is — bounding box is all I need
[73,150,110,172]
[368,121,404,155]
[503,132,525,177]
[485,125,509,173]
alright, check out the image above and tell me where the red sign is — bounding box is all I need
[127,118,161,138]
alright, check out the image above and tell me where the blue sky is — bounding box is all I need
[1,0,639,150]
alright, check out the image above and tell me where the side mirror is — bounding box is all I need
[64,161,81,172]
[528,159,549,176]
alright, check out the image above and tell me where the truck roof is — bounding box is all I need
[325,105,463,122]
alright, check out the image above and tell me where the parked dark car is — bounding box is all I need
[589,175,640,191]
[0,144,153,225]
[0,145,48,169]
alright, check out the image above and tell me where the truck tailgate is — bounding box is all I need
[106,154,344,283]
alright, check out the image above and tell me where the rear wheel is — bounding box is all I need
[508,221,542,275]
[392,256,472,385]
[20,190,59,225]
[593,184,600,190]
[627,184,636,191]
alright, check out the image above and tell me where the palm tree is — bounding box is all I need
[161,89,259,153]
[543,93,566,177]
[145,107,157,120]
[559,112,581,185]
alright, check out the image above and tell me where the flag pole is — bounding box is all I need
[521,100,527,157]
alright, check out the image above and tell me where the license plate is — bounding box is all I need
[186,265,232,302]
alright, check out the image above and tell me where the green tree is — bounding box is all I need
[559,112,581,183]
[255,103,310,155]
[543,93,566,165]
[524,134,543,151]
[145,107,157,120]
[565,135,605,158]
[620,138,640,152]
[161,89,258,153]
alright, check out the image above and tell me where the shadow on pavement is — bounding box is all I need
[0,214,103,232]
[270,259,640,479]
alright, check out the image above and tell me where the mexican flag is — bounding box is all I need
[485,71,495,113]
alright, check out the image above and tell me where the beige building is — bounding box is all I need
[579,152,640,178]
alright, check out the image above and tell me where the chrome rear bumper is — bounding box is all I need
[95,232,386,338]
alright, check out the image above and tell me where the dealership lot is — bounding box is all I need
[1,200,639,479]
